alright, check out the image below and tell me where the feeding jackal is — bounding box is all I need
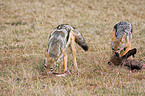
[44,24,88,73]
[111,21,133,57]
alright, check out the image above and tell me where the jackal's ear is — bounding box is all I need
[44,52,50,58]
[119,33,126,41]
[111,31,116,40]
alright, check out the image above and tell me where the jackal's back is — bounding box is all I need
[114,21,132,40]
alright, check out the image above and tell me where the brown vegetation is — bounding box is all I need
[0,0,145,95]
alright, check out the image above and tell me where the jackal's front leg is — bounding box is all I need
[63,52,67,72]
[121,36,133,59]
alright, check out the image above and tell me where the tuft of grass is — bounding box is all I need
[0,0,145,95]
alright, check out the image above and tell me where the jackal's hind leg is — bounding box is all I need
[71,33,78,71]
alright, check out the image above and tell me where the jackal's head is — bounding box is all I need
[111,31,126,56]
[44,52,58,73]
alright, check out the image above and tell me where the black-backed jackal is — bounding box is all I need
[111,22,133,57]
[44,24,88,73]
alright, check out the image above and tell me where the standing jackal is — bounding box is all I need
[44,24,88,73]
[111,21,133,57]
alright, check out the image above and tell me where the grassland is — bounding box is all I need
[0,0,145,95]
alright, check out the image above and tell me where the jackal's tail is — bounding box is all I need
[73,29,88,51]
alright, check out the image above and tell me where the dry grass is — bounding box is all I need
[0,0,145,95]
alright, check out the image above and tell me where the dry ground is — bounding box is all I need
[0,0,145,95]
